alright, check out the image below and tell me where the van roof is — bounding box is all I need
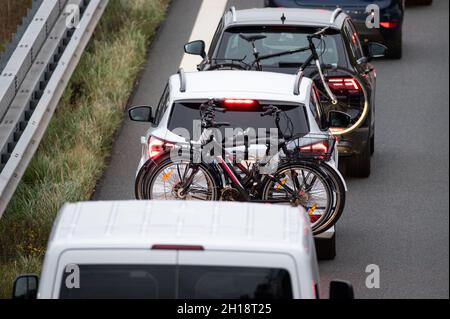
[170,70,312,104]
[48,201,311,255]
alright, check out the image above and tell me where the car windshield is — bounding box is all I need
[59,265,293,299]
[215,26,342,68]
[167,102,310,140]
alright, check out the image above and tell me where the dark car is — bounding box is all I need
[265,0,405,59]
[406,0,432,5]
[184,8,387,177]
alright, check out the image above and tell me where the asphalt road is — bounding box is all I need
[93,0,449,299]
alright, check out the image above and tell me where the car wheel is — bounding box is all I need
[344,142,371,178]
[407,0,432,5]
[386,28,402,59]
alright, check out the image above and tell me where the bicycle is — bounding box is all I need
[144,100,345,235]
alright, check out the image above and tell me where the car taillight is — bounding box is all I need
[148,137,174,159]
[328,77,360,91]
[300,141,329,154]
[380,21,399,29]
[151,244,204,251]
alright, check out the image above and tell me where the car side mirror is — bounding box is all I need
[184,40,207,59]
[366,42,387,61]
[12,274,39,299]
[329,280,354,300]
[129,106,154,123]
[328,111,352,128]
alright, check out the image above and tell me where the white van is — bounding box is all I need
[12,201,353,299]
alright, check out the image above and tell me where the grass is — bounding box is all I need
[0,0,169,298]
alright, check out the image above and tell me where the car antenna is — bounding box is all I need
[281,13,286,24]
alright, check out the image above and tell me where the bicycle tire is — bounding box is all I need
[141,153,220,201]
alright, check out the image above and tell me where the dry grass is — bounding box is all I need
[0,0,168,298]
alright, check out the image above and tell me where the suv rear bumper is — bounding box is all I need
[337,126,371,157]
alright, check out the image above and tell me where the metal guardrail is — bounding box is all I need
[0,0,109,219]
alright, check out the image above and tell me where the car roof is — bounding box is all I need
[224,7,347,29]
[169,70,312,105]
[48,200,311,256]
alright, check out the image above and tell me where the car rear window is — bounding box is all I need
[59,265,293,299]
[59,265,176,299]
[168,102,309,140]
[215,26,344,69]
[178,266,293,299]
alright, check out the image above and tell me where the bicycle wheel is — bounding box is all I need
[313,163,346,234]
[261,162,334,234]
[145,154,219,201]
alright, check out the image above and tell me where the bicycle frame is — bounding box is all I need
[178,130,309,204]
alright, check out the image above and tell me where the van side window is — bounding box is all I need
[154,84,170,126]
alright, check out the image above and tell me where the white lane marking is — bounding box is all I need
[179,0,229,72]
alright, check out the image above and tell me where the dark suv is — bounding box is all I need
[184,8,386,177]
[265,0,405,59]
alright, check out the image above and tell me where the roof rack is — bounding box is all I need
[293,70,304,96]
[229,6,237,22]
[178,68,186,92]
[330,8,343,24]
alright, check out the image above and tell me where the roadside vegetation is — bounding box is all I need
[0,0,32,54]
[0,0,169,298]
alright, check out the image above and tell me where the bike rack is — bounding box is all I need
[293,70,304,96]
[178,68,186,93]
[229,6,237,23]
[330,8,343,24]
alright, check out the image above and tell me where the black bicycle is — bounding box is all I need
[206,27,339,105]
[143,99,345,235]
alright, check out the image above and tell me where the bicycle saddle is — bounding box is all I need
[239,34,267,43]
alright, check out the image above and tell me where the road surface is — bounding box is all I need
[93,0,449,299]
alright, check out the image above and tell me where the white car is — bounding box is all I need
[12,200,354,299]
[129,70,348,235]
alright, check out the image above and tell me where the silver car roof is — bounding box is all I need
[224,7,348,30]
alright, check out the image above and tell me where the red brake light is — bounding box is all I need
[148,137,174,159]
[380,22,399,29]
[300,141,329,154]
[151,245,204,251]
[223,99,258,107]
[328,77,360,91]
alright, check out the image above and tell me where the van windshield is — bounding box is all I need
[59,265,293,299]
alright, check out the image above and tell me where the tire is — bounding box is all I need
[261,161,345,235]
[314,163,346,235]
[407,0,432,5]
[344,141,371,178]
[386,28,403,59]
[370,135,375,156]
[139,153,220,201]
